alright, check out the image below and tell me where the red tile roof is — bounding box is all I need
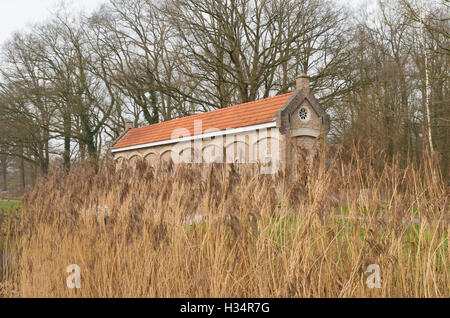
[113,92,293,150]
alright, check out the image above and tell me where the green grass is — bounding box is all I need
[1,201,21,256]
[0,201,21,215]
[263,214,448,255]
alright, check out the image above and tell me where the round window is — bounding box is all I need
[298,107,310,122]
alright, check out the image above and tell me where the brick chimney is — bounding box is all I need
[296,73,310,94]
[125,121,134,131]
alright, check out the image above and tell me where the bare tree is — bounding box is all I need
[162,0,350,111]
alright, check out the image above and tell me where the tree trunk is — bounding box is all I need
[63,112,72,170]
[85,132,97,160]
[420,0,434,155]
[19,154,26,192]
[31,163,38,186]
[0,154,7,192]
[79,141,86,161]
[42,128,50,174]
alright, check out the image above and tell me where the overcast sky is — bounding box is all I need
[0,0,107,45]
[0,0,378,46]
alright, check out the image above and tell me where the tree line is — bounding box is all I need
[0,0,448,194]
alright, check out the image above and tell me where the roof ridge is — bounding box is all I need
[131,92,293,131]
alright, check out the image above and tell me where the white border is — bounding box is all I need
[111,121,277,153]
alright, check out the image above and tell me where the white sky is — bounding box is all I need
[0,0,378,46]
[0,0,107,45]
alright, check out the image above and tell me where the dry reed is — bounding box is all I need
[0,144,448,297]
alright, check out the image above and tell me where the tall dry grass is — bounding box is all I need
[0,145,448,297]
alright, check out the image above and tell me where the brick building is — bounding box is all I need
[111,75,330,174]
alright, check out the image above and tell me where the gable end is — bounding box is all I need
[276,89,330,134]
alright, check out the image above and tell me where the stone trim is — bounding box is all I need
[289,128,321,138]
